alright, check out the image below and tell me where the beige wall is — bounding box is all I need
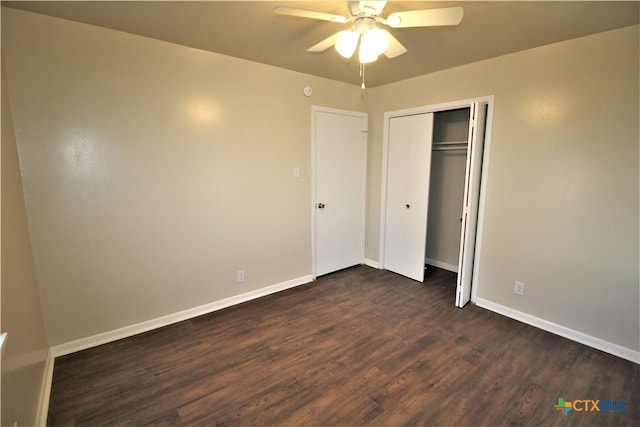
[367,25,639,352]
[1,8,366,346]
[1,60,49,426]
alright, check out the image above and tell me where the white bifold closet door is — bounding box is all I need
[455,102,487,307]
[384,113,434,282]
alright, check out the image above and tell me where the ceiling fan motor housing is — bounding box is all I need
[353,16,377,34]
[350,1,387,17]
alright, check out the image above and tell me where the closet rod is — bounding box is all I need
[432,140,468,146]
[433,146,467,152]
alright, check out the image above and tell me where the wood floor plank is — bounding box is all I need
[47,266,639,426]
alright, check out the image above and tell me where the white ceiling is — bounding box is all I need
[3,1,638,87]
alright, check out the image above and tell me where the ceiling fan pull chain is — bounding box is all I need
[360,63,366,89]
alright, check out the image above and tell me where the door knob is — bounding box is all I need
[406,204,411,209]
[317,203,325,209]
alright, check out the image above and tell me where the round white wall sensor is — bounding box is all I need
[302,86,313,97]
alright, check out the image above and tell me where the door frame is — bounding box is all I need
[311,105,368,279]
[378,96,494,304]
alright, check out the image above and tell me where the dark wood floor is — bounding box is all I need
[48,265,639,426]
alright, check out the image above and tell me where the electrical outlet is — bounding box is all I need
[236,270,245,283]
[514,281,525,296]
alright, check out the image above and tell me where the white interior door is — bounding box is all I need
[313,108,367,277]
[456,102,488,307]
[384,113,434,282]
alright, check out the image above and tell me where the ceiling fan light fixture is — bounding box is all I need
[358,27,388,63]
[335,30,359,58]
[277,2,463,87]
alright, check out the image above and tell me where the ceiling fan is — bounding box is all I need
[275,1,463,65]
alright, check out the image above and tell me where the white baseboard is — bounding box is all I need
[425,257,458,273]
[363,258,380,269]
[36,349,55,427]
[475,297,640,364]
[51,274,313,358]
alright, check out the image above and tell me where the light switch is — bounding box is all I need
[293,167,300,178]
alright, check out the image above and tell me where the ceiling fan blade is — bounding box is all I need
[308,31,343,52]
[274,6,349,23]
[382,31,407,59]
[386,7,463,28]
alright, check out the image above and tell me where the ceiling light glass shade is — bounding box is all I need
[335,30,359,59]
[363,27,389,56]
[358,44,378,63]
[359,28,389,63]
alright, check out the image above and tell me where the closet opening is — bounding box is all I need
[426,107,471,274]
[380,97,493,308]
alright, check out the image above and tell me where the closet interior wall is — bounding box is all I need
[425,108,471,272]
